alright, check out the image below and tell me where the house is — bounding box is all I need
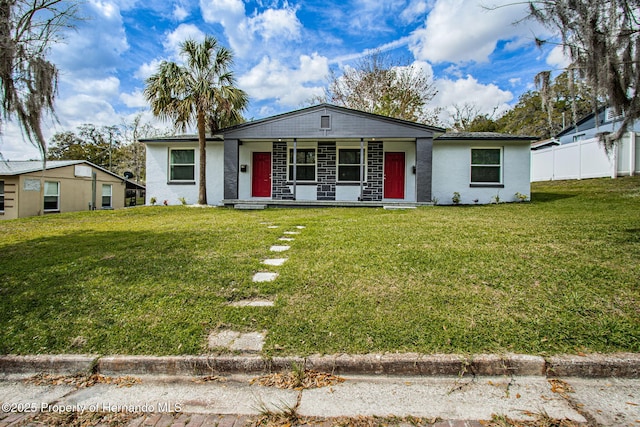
[0,160,133,219]
[531,108,640,181]
[143,104,534,206]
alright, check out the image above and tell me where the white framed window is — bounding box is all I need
[44,181,60,211]
[169,149,195,181]
[288,148,316,182]
[470,148,502,185]
[0,180,4,212]
[337,148,367,182]
[101,184,112,208]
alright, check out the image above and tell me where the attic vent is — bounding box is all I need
[605,107,623,122]
[320,115,331,129]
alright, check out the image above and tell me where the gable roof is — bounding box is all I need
[220,103,446,138]
[0,160,129,183]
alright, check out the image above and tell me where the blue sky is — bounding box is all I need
[1,0,569,160]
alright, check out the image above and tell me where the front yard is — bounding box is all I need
[1,177,638,356]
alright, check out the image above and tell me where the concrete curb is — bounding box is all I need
[0,354,98,374]
[1,353,639,378]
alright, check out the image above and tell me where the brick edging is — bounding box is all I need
[1,353,639,378]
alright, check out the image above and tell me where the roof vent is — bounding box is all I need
[320,115,331,129]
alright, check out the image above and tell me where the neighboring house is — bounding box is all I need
[0,160,132,220]
[531,108,640,181]
[143,104,534,206]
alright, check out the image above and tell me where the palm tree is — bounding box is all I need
[144,36,248,205]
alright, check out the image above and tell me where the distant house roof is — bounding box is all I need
[0,161,142,189]
[437,132,537,141]
[0,160,85,175]
[531,138,560,150]
[140,134,224,144]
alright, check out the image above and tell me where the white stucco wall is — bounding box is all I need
[145,141,225,205]
[432,141,531,205]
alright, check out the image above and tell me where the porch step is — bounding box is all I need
[234,204,266,210]
[383,205,417,210]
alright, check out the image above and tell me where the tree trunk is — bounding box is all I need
[197,108,207,205]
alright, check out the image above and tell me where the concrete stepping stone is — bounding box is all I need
[279,237,294,241]
[228,299,275,307]
[270,245,290,252]
[262,258,287,266]
[252,272,279,282]
[296,225,306,229]
[267,225,279,229]
[208,330,265,352]
[283,231,300,235]
[230,331,265,352]
[208,330,240,348]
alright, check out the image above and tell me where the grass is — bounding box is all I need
[0,177,639,356]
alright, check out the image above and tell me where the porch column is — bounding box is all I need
[416,137,433,203]
[292,138,297,200]
[224,139,239,200]
[359,138,364,201]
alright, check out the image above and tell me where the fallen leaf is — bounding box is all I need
[627,402,639,406]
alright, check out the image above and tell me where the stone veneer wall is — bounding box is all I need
[317,142,336,200]
[362,141,383,201]
[272,141,294,200]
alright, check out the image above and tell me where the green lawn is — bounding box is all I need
[1,177,639,356]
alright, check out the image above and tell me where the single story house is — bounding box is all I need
[143,104,534,206]
[531,107,639,181]
[0,160,134,219]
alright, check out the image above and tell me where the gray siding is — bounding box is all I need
[224,105,437,140]
[416,137,433,202]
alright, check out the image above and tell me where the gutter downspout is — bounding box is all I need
[293,138,297,200]
[359,138,364,201]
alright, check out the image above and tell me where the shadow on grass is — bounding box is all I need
[531,192,576,203]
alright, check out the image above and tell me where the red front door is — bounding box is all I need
[384,152,405,199]
[252,152,271,197]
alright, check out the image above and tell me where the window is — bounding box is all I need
[169,149,195,181]
[44,181,59,211]
[337,148,366,182]
[320,115,331,129]
[471,148,502,184]
[101,184,112,208]
[288,148,316,181]
[0,181,4,212]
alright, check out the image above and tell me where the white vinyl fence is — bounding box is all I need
[531,132,640,181]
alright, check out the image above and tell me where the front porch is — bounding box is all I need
[224,199,433,209]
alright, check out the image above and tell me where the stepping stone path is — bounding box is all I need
[208,330,266,352]
[215,224,306,352]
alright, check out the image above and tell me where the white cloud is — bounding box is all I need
[432,75,513,118]
[120,90,149,108]
[56,95,121,128]
[239,54,329,106]
[546,45,572,69]
[51,0,129,77]
[199,0,302,56]
[136,59,164,80]
[66,76,121,98]
[173,4,189,21]
[409,0,536,63]
[248,7,302,41]
[509,77,521,86]
[163,24,206,58]
[400,0,430,23]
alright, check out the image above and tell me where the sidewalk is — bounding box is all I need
[1,354,639,426]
